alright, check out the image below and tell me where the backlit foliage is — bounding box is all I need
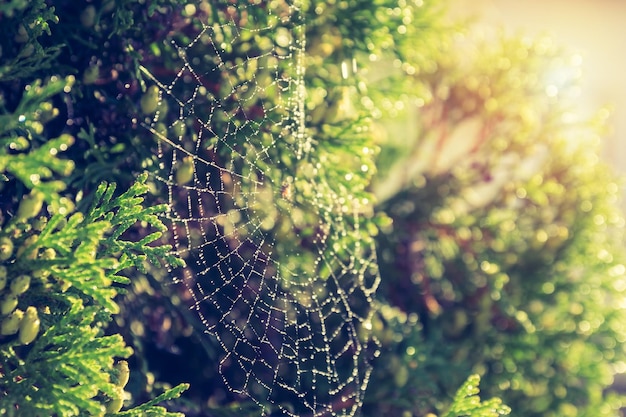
[373,33,626,416]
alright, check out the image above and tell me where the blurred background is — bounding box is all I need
[451,0,626,177]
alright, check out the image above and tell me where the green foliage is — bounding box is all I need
[4,0,626,417]
[0,175,187,415]
[443,374,510,417]
[104,0,187,38]
[372,29,626,417]
[0,76,75,211]
[362,304,513,416]
[0,0,62,82]
[83,174,183,273]
[1,297,131,416]
[0,0,188,415]
[113,383,189,417]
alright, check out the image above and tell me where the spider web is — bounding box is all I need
[141,2,379,416]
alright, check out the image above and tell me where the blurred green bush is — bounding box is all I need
[371,34,626,417]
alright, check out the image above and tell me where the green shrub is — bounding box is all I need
[5,1,624,417]
[0,1,187,415]
[373,34,626,416]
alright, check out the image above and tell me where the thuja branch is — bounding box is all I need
[0,174,187,416]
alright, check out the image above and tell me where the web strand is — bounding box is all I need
[144,2,378,416]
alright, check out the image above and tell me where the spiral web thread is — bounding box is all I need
[142,2,379,416]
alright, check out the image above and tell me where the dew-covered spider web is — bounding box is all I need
[140,1,379,416]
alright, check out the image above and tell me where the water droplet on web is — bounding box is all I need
[140,3,379,416]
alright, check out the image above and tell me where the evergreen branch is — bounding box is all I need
[0,298,132,417]
[0,76,76,211]
[0,172,188,414]
[0,3,189,417]
[0,0,62,83]
[0,77,71,137]
[0,134,75,187]
[112,383,189,417]
[85,173,184,269]
[443,375,511,417]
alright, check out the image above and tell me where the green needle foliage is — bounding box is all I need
[3,0,625,416]
[443,374,510,417]
[0,173,188,415]
[0,77,75,212]
[0,164,188,416]
[0,0,187,415]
